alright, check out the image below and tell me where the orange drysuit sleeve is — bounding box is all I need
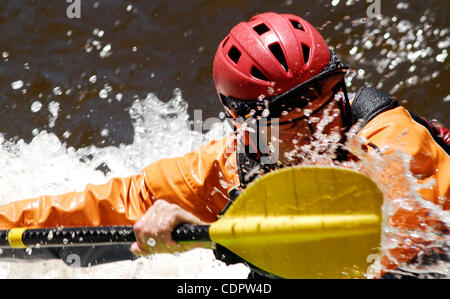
[357,106,450,274]
[0,136,239,229]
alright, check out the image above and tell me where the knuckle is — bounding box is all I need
[168,203,180,214]
[159,222,174,233]
[153,199,167,208]
[133,222,152,237]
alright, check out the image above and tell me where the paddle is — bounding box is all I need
[0,224,209,248]
[0,166,383,278]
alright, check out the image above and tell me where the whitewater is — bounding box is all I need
[0,89,249,278]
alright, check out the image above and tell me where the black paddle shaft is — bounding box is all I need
[0,224,210,249]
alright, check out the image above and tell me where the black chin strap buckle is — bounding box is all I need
[219,187,242,216]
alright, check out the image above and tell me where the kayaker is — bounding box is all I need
[0,12,448,278]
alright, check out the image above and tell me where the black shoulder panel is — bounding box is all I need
[351,86,399,128]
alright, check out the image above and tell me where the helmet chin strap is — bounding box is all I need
[332,78,353,162]
[339,78,353,132]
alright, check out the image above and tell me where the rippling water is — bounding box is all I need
[0,0,448,278]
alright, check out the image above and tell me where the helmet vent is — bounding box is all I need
[290,20,305,31]
[228,46,241,64]
[251,66,269,82]
[222,36,229,48]
[268,43,289,72]
[253,23,270,35]
[302,44,310,64]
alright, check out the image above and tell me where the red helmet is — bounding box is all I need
[213,12,331,101]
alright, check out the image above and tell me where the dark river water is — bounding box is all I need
[0,0,448,149]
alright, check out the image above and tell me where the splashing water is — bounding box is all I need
[0,88,448,278]
[242,91,450,278]
[339,126,448,278]
[0,91,247,279]
[344,133,450,278]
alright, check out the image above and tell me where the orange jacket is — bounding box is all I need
[0,106,448,274]
[357,107,449,275]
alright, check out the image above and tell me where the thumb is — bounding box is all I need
[174,208,210,227]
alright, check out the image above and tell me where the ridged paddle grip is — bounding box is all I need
[171,224,210,242]
[0,225,211,248]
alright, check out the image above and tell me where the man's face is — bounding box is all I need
[262,90,345,165]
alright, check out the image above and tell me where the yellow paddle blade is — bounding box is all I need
[209,166,383,279]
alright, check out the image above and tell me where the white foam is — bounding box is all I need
[0,90,246,278]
